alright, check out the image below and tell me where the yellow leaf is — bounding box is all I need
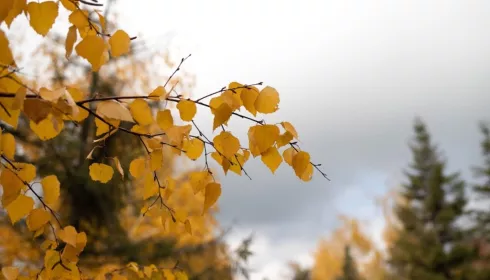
[0,168,23,207]
[5,0,26,28]
[212,103,232,130]
[68,9,88,30]
[221,89,242,111]
[255,86,280,114]
[261,146,282,173]
[11,87,26,110]
[75,35,106,71]
[40,87,65,102]
[149,150,163,171]
[166,125,192,145]
[27,208,51,231]
[60,0,76,11]
[299,161,313,182]
[283,147,297,166]
[58,226,78,247]
[175,271,188,280]
[1,132,15,159]
[30,114,64,140]
[95,117,119,136]
[0,30,15,66]
[213,131,240,159]
[65,25,77,59]
[189,171,212,194]
[129,99,153,126]
[156,109,173,131]
[148,86,167,100]
[143,173,157,199]
[96,100,134,122]
[109,29,131,57]
[6,194,34,224]
[113,157,124,179]
[41,175,60,205]
[281,121,298,139]
[95,10,106,31]
[277,131,293,148]
[183,138,204,160]
[129,157,147,178]
[89,163,113,183]
[203,182,221,214]
[292,151,310,178]
[26,1,58,36]
[2,266,19,280]
[184,219,192,235]
[177,99,197,121]
[248,124,280,154]
[0,0,15,24]
[23,98,52,123]
[240,86,259,116]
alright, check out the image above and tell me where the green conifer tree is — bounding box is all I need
[387,118,470,280]
[336,245,362,280]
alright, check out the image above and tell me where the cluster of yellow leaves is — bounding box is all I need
[0,1,323,279]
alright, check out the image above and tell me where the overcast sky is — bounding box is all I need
[112,0,490,278]
[6,0,490,278]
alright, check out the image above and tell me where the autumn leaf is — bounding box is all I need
[89,163,114,183]
[148,86,167,100]
[156,109,173,131]
[113,157,124,179]
[248,124,280,155]
[2,266,19,280]
[41,175,60,206]
[1,132,16,159]
[5,0,26,28]
[0,0,15,24]
[75,35,107,71]
[183,138,204,160]
[149,150,163,171]
[129,99,153,126]
[40,87,65,102]
[292,151,310,179]
[213,131,240,159]
[283,147,297,166]
[96,100,134,122]
[129,157,147,178]
[23,98,53,123]
[65,25,77,59]
[281,121,298,139]
[212,103,233,130]
[6,194,34,224]
[109,29,131,57]
[0,30,14,66]
[60,0,76,11]
[203,182,221,214]
[240,86,259,116]
[27,208,51,231]
[177,99,197,121]
[58,226,78,247]
[27,1,58,36]
[277,131,294,148]
[261,146,282,173]
[255,86,280,114]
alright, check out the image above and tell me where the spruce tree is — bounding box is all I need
[336,245,362,280]
[387,118,469,280]
[469,122,490,278]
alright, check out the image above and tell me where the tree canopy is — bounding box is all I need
[0,1,328,279]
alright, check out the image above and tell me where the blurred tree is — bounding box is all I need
[467,122,490,279]
[387,118,472,279]
[335,245,362,280]
[288,262,311,280]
